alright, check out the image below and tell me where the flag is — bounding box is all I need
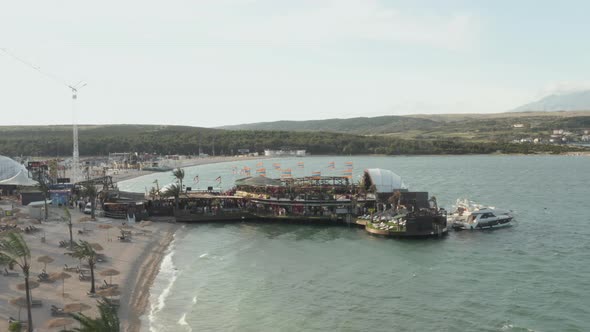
[273,163,281,170]
[256,168,266,177]
[312,171,321,179]
[194,175,199,184]
[345,161,353,168]
[281,168,292,178]
[256,161,264,167]
[343,168,353,179]
[328,161,335,169]
[297,161,304,168]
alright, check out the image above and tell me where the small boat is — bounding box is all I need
[448,199,513,230]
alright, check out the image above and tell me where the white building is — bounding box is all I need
[264,149,307,157]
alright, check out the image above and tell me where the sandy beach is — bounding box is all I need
[0,155,263,331]
[107,155,268,183]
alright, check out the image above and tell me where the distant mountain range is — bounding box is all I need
[510,90,590,112]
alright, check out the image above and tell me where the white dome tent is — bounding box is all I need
[0,155,27,181]
[362,168,407,193]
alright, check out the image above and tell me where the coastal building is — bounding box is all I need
[264,149,306,157]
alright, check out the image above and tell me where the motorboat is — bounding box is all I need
[448,199,513,230]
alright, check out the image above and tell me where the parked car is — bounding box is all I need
[83,203,92,214]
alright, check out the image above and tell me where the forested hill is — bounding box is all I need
[219,116,439,134]
[0,124,584,157]
[218,111,590,136]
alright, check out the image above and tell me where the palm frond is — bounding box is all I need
[0,231,30,265]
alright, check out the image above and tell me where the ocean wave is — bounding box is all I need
[178,312,193,332]
[148,237,179,331]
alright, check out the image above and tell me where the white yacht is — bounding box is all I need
[448,199,513,230]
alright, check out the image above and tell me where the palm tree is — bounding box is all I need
[162,183,182,211]
[172,168,185,192]
[64,207,74,250]
[38,178,50,221]
[65,240,97,294]
[67,298,120,332]
[0,232,34,332]
[81,184,98,220]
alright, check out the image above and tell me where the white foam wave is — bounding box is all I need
[192,296,197,304]
[178,312,193,332]
[199,253,208,258]
[147,237,178,331]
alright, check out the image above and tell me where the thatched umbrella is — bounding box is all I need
[9,296,28,320]
[49,271,72,298]
[78,216,92,223]
[63,302,91,313]
[139,220,152,227]
[37,255,54,270]
[89,242,104,251]
[16,280,40,304]
[45,317,75,329]
[99,268,120,286]
[16,280,39,291]
[99,224,113,241]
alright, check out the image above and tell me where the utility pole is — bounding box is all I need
[69,82,86,184]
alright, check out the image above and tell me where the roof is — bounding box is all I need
[364,168,406,193]
[235,176,282,187]
[0,170,39,187]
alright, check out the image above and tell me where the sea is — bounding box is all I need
[117,155,590,332]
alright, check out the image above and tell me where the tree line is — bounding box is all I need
[0,125,583,157]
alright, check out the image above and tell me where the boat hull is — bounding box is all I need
[452,216,513,230]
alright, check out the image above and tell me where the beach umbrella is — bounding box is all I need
[9,296,27,320]
[63,302,91,313]
[99,268,120,286]
[78,216,92,223]
[49,271,72,298]
[139,220,152,227]
[45,317,75,329]
[16,280,39,291]
[37,255,54,270]
[89,242,104,251]
[99,224,114,241]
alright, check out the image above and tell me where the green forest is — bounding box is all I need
[0,124,583,157]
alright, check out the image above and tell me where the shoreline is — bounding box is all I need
[123,222,178,332]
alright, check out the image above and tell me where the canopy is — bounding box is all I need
[235,176,282,187]
[0,170,38,186]
[363,168,406,193]
[0,156,26,181]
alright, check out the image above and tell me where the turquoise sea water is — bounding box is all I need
[119,155,590,332]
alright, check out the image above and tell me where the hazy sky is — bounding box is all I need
[1,0,590,127]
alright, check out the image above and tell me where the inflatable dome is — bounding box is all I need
[0,156,27,181]
[363,168,407,193]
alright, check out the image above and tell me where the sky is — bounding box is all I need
[1,0,590,128]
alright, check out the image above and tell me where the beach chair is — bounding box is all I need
[63,264,79,272]
[99,279,119,289]
[51,305,67,316]
[118,235,131,242]
[3,267,19,277]
[79,271,91,281]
